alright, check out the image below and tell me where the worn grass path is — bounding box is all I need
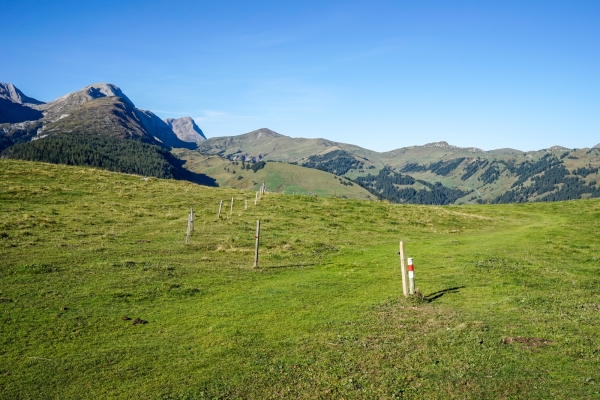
[1,159,599,399]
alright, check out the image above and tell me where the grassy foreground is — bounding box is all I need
[1,159,599,399]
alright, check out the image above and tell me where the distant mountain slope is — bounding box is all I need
[196,129,600,204]
[174,149,372,199]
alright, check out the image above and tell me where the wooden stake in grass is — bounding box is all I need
[399,241,408,297]
[217,200,223,219]
[245,198,248,210]
[230,197,234,215]
[185,213,191,245]
[190,208,194,232]
[253,220,260,268]
[407,257,415,295]
[255,191,258,205]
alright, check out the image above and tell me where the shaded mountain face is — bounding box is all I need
[0,83,44,124]
[0,98,44,124]
[135,110,196,149]
[165,117,206,143]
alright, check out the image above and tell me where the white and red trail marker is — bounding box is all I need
[408,257,415,295]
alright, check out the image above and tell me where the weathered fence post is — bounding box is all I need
[399,241,408,297]
[190,208,194,232]
[185,213,191,245]
[230,197,234,215]
[255,191,258,205]
[408,257,415,295]
[217,200,223,219]
[245,198,248,210]
[253,220,260,268]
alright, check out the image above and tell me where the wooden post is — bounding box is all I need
[230,197,234,215]
[217,200,223,219]
[190,208,194,232]
[253,220,260,268]
[399,241,408,297]
[185,214,191,244]
[245,198,248,210]
[255,191,258,205]
[408,257,415,295]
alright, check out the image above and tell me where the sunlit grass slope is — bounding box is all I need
[174,149,372,199]
[1,159,599,399]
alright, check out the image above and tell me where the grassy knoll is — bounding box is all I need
[1,159,599,399]
[173,149,372,199]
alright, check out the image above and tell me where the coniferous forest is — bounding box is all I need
[1,133,217,186]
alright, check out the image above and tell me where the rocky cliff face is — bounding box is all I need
[136,110,196,149]
[0,83,44,105]
[165,116,206,143]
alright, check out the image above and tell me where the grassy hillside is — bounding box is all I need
[1,159,600,399]
[174,149,373,199]
[195,128,381,166]
[195,129,600,205]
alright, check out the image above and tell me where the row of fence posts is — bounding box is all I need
[398,241,416,296]
[187,182,267,268]
[186,186,418,283]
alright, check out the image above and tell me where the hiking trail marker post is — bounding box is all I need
[253,220,260,268]
[399,241,408,297]
[408,257,415,295]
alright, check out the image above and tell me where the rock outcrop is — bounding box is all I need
[164,116,206,143]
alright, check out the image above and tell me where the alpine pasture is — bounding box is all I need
[1,159,599,399]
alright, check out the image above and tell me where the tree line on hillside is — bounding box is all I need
[1,133,217,186]
[302,150,365,175]
[355,166,468,205]
[492,160,600,203]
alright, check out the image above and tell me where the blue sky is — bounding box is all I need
[1,0,599,151]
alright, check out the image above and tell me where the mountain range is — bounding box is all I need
[2,81,600,205]
[0,82,205,153]
[0,82,213,185]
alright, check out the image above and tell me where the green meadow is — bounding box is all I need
[1,159,599,399]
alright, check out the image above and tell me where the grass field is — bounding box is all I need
[1,159,599,399]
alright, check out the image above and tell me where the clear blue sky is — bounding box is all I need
[1,0,599,151]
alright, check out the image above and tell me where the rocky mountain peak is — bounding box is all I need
[39,83,136,122]
[248,128,284,140]
[164,116,206,143]
[51,83,135,109]
[422,141,484,153]
[423,141,459,149]
[547,145,569,151]
[0,82,44,105]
